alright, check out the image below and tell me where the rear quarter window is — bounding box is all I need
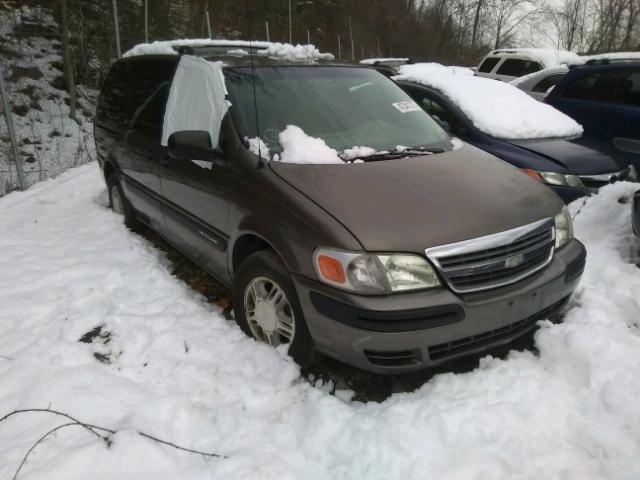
[478,57,500,73]
[496,59,542,77]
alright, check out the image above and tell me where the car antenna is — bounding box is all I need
[247,5,264,169]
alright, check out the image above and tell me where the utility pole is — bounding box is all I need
[288,0,292,44]
[144,0,149,42]
[348,16,354,61]
[337,34,341,60]
[111,0,121,58]
[377,36,381,57]
[205,11,212,38]
[60,0,76,120]
[307,29,310,45]
[265,20,270,41]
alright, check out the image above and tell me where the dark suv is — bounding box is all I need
[546,60,640,171]
[95,42,586,373]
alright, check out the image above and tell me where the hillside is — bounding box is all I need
[0,2,95,196]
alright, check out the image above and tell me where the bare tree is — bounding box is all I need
[489,0,541,49]
[60,0,76,120]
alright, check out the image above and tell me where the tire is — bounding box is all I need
[233,250,315,366]
[106,171,139,230]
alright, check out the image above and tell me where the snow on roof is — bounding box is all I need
[123,39,334,62]
[360,58,409,65]
[582,51,640,61]
[395,62,583,140]
[488,48,584,68]
[509,65,569,88]
[256,42,334,62]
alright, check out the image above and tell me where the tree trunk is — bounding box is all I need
[471,0,484,49]
[60,0,76,121]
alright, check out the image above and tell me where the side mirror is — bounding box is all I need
[168,130,221,161]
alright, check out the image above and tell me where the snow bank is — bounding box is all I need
[1,164,640,479]
[489,48,584,67]
[277,125,344,164]
[123,39,334,62]
[395,62,583,140]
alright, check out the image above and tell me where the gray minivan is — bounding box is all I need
[95,42,586,373]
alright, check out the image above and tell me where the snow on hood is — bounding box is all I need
[123,39,334,62]
[395,62,583,140]
[360,57,409,65]
[490,48,584,67]
[276,125,344,164]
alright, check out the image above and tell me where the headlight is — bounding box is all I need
[522,168,585,189]
[554,206,574,249]
[628,165,638,181]
[313,248,441,294]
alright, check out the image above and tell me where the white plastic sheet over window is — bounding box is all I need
[161,55,229,147]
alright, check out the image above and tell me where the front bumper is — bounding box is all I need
[293,239,586,374]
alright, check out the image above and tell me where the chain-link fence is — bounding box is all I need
[0,3,96,197]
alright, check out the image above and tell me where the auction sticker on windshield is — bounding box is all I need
[392,100,421,113]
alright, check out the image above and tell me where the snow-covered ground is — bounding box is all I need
[1,163,640,480]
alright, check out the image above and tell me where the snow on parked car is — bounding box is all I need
[476,48,583,81]
[394,62,583,140]
[123,39,335,62]
[0,165,639,479]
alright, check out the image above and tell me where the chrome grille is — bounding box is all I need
[426,218,555,293]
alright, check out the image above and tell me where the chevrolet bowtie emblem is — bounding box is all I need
[505,254,524,268]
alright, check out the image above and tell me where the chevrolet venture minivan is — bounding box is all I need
[95,41,586,373]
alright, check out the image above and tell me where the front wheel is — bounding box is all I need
[233,250,315,366]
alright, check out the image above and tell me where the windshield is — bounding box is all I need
[224,66,451,157]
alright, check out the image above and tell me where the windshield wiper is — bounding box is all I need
[346,147,444,162]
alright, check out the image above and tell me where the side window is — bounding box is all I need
[532,74,565,93]
[98,61,135,132]
[415,95,459,132]
[563,70,640,106]
[496,59,542,77]
[478,57,500,73]
[126,59,178,139]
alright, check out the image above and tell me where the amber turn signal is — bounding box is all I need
[316,255,346,284]
[521,168,543,182]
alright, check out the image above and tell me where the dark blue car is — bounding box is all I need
[394,65,635,204]
[545,60,640,173]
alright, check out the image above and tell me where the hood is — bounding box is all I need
[269,144,563,253]
[509,136,629,175]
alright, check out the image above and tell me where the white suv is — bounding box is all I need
[477,48,581,82]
